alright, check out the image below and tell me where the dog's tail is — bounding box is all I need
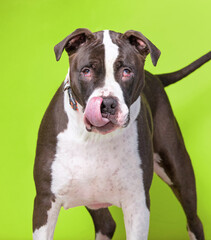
[156,51,211,87]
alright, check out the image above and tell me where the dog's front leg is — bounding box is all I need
[33,195,61,240]
[122,194,150,240]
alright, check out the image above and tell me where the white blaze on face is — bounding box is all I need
[103,30,119,85]
[102,30,125,100]
[85,30,129,127]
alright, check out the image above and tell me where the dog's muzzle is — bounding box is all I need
[84,96,129,134]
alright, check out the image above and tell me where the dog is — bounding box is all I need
[33,28,210,240]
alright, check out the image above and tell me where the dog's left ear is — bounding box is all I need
[123,30,161,66]
[54,28,94,61]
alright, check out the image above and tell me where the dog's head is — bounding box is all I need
[54,29,160,134]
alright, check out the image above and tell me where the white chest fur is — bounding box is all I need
[51,86,145,210]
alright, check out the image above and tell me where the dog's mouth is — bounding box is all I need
[84,97,123,135]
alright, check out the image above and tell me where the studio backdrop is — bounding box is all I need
[0,0,210,239]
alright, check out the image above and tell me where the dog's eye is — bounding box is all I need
[82,68,91,77]
[123,69,131,77]
[122,68,132,80]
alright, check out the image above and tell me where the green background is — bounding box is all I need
[0,0,210,239]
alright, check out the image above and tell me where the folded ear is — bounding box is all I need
[123,30,161,66]
[54,28,94,61]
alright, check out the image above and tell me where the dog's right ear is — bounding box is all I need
[54,28,94,61]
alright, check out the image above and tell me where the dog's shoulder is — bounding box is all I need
[36,83,68,148]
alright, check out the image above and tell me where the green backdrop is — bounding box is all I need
[0,0,210,239]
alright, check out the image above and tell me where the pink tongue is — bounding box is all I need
[84,97,110,127]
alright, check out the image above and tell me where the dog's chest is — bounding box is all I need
[51,121,143,209]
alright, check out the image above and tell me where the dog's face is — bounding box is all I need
[54,29,160,134]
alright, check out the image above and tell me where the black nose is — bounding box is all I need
[101,97,118,116]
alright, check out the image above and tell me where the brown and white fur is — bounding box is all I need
[33,28,211,240]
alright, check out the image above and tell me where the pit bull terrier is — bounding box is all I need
[33,28,211,240]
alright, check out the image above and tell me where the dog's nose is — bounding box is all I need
[101,97,118,116]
